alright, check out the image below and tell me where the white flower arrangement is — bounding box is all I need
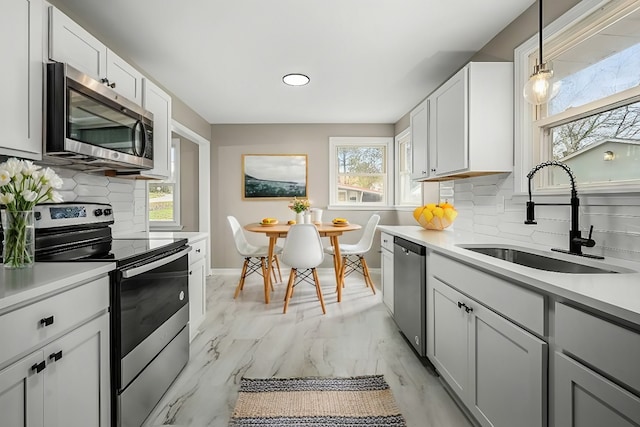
[0,158,63,268]
[0,158,63,210]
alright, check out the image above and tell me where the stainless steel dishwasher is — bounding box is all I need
[393,236,426,356]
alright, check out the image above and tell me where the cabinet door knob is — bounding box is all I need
[31,361,46,373]
[189,271,193,275]
[457,301,463,309]
[196,249,201,253]
[40,316,54,327]
[108,82,116,89]
[464,305,473,313]
[431,168,436,172]
[49,351,63,362]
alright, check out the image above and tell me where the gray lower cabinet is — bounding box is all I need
[554,352,640,426]
[429,277,547,427]
[554,302,640,426]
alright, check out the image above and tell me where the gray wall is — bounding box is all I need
[210,123,423,269]
[179,137,200,231]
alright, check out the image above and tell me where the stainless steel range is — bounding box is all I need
[32,202,191,427]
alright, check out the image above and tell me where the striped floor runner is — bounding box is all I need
[229,375,406,426]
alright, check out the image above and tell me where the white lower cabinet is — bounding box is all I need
[188,237,208,341]
[0,351,44,427]
[429,277,547,427]
[380,232,394,314]
[0,276,110,427]
[42,313,110,427]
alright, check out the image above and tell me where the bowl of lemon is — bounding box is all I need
[413,202,457,230]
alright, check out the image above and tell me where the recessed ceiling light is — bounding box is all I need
[283,73,310,86]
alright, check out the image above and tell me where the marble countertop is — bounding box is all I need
[378,225,640,326]
[0,262,115,314]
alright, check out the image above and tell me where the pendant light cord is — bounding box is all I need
[538,0,543,66]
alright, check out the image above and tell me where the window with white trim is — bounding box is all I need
[395,129,422,206]
[516,0,640,192]
[329,137,393,207]
[149,139,181,228]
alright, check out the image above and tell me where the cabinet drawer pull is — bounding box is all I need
[31,361,46,373]
[457,301,463,309]
[196,249,201,253]
[40,316,55,327]
[464,305,473,313]
[49,351,63,362]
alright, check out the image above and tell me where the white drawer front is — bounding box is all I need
[555,302,640,393]
[380,233,394,253]
[0,276,109,367]
[189,239,207,264]
[431,252,545,336]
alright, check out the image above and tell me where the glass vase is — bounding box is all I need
[1,210,35,269]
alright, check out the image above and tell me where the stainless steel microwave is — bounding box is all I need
[44,62,154,172]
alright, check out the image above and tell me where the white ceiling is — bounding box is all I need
[50,0,534,124]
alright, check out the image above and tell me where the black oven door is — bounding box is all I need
[112,247,190,391]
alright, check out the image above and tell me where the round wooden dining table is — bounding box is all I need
[244,222,362,304]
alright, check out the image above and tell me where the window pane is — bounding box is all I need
[149,183,175,221]
[550,101,640,185]
[336,146,385,174]
[549,8,640,115]
[337,175,385,203]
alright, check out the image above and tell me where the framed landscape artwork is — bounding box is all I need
[242,154,308,199]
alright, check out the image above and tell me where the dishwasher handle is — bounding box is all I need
[394,236,426,256]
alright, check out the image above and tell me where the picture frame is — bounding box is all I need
[242,154,308,199]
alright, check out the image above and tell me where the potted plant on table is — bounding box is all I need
[288,197,311,224]
[0,158,63,268]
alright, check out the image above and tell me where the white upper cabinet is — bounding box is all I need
[141,79,172,179]
[105,50,143,105]
[426,62,513,180]
[0,0,43,160]
[48,6,143,105]
[410,99,429,180]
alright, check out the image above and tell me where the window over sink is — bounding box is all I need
[515,0,640,193]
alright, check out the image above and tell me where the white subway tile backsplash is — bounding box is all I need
[108,182,135,193]
[51,166,146,234]
[75,185,110,197]
[473,224,500,236]
[454,175,640,261]
[73,173,110,186]
[107,192,134,202]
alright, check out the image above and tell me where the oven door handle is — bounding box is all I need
[121,247,192,279]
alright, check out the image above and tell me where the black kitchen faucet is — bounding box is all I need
[525,161,604,259]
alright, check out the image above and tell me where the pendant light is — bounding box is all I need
[523,0,560,105]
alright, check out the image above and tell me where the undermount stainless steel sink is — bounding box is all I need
[457,245,632,274]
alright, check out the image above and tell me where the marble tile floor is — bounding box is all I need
[143,270,472,427]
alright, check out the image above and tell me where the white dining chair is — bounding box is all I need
[324,214,380,294]
[281,224,327,315]
[227,216,283,299]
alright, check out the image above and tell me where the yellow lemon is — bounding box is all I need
[426,203,437,211]
[444,208,458,221]
[413,206,425,222]
[432,207,444,218]
[421,208,434,223]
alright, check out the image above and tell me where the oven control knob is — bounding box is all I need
[104,209,113,216]
[94,209,103,217]
[179,291,185,301]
